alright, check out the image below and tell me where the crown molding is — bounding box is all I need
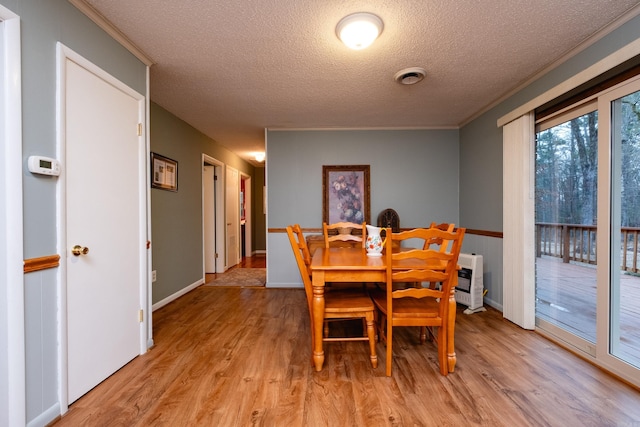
[68,0,155,66]
[463,3,640,128]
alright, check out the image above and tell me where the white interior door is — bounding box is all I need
[226,166,240,269]
[203,165,216,273]
[64,54,144,403]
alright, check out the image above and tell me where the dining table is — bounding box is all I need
[309,246,458,372]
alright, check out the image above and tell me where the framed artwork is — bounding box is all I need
[151,152,178,191]
[323,165,370,224]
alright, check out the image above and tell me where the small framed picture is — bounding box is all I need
[151,152,178,192]
[323,165,370,224]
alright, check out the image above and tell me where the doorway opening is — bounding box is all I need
[203,154,225,274]
[240,173,252,258]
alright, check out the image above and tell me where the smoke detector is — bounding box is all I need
[394,67,426,85]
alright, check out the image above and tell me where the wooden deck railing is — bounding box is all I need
[536,223,640,273]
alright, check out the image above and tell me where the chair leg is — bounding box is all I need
[377,312,387,344]
[447,296,457,373]
[365,312,377,369]
[437,324,448,376]
[324,320,329,338]
[419,326,426,344]
[386,320,393,376]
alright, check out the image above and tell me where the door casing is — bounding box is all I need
[241,173,252,257]
[226,165,240,269]
[203,154,225,274]
[0,7,25,426]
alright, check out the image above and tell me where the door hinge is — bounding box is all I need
[139,309,144,322]
[137,123,142,136]
[215,253,219,259]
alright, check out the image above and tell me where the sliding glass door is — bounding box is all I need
[535,76,640,384]
[535,102,598,351]
[602,83,640,370]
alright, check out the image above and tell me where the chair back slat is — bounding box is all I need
[391,287,443,300]
[423,222,456,252]
[392,247,452,262]
[391,269,448,284]
[323,221,367,248]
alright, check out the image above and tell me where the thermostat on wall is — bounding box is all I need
[28,155,61,176]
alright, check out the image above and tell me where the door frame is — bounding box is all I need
[533,73,640,389]
[0,6,25,426]
[225,165,241,269]
[202,154,225,274]
[595,75,640,383]
[240,173,252,257]
[56,43,149,413]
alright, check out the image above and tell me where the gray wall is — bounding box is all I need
[460,13,640,231]
[150,103,259,303]
[265,129,460,287]
[0,0,147,425]
[458,12,640,309]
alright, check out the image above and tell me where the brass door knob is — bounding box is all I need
[72,245,89,256]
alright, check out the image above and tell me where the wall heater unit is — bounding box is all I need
[456,253,485,314]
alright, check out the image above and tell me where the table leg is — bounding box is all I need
[311,271,326,371]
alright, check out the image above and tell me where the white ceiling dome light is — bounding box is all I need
[394,67,427,85]
[336,12,384,50]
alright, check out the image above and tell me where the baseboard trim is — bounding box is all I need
[27,402,59,427]
[152,278,204,311]
[265,282,303,289]
[483,298,503,313]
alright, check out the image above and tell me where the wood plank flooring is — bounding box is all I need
[52,256,640,426]
[536,255,640,365]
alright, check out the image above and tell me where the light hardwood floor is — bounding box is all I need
[53,271,640,426]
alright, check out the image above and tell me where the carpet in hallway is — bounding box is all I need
[204,268,266,287]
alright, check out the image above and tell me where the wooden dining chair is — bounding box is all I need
[416,223,456,290]
[424,222,455,252]
[286,225,378,369]
[371,226,465,376]
[417,222,456,342]
[322,221,367,248]
[323,221,369,292]
[290,223,312,274]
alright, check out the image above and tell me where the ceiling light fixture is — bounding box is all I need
[254,152,265,162]
[394,67,427,85]
[336,12,384,50]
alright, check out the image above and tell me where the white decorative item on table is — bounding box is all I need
[365,225,385,256]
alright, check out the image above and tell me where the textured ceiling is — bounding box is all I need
[81,0,640,165]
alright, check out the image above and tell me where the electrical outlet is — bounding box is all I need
[152,270,157,282]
